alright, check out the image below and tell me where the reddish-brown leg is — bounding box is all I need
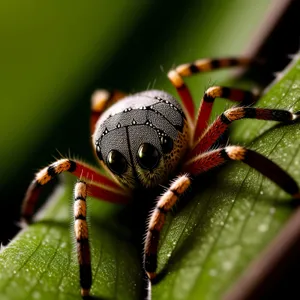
[183,146,300,198]
[73,180,92,297]
[144,174,192,280]
[90,89,126,134]
[189,107,300,158]
[21,158,130,223]
[193,86,258,142]
[167,57,254,129]
[144,145,299,300]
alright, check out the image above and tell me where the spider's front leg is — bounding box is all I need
[73,180,92,296]
[21,159,131,296]
[144,174,192,280]
[21,158,130,223]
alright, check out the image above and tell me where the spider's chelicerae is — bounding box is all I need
[22,57,300,297]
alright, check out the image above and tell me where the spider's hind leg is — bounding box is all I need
[190,107,300,157]
[183,146,300,198]
[168,57,256,129]
[193,86,259,142]
[90,89,126,133]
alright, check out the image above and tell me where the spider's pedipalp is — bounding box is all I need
[73,180,92,297]
[184,146,300,197]
[144,174,191,280]
[190,107,300,157]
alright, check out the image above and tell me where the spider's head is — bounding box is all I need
[93,90,190,190]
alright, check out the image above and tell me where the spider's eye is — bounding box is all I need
[95,144,103,161]
[161,136,173,154]
[137,143,160,170]
[107,150,128,175]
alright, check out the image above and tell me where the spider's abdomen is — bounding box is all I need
[93,90,190,189]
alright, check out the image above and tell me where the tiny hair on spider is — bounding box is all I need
[21,56,300,298]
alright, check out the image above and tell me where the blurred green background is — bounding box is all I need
[0,0,297,246]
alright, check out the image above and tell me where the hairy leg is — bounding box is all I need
[144,174,192,279]
[183,146,300,198]
[73,180,92,296]
[193,86,258,142]
[189,107,300,157]
[90,89,126,133]
[167,57,254,129]
[21,158,130,223]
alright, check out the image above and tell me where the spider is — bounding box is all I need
[21,57,300,298]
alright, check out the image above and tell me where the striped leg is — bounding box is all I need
[74,180,92,296]
[21,158,130,223]
[91,89,126,133]
[144,174,192,280]
[193,86,258,142]
[183,146,300,198]
[189,107,300,158]
[167,57,253,128]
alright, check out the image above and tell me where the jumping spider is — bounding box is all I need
[22,57,300,297]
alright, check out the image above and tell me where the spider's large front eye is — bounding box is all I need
[137,143,160,170]
[107,150,128,175]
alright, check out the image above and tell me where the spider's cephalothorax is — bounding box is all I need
[93,90,190,189]
[21,57,300,298]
